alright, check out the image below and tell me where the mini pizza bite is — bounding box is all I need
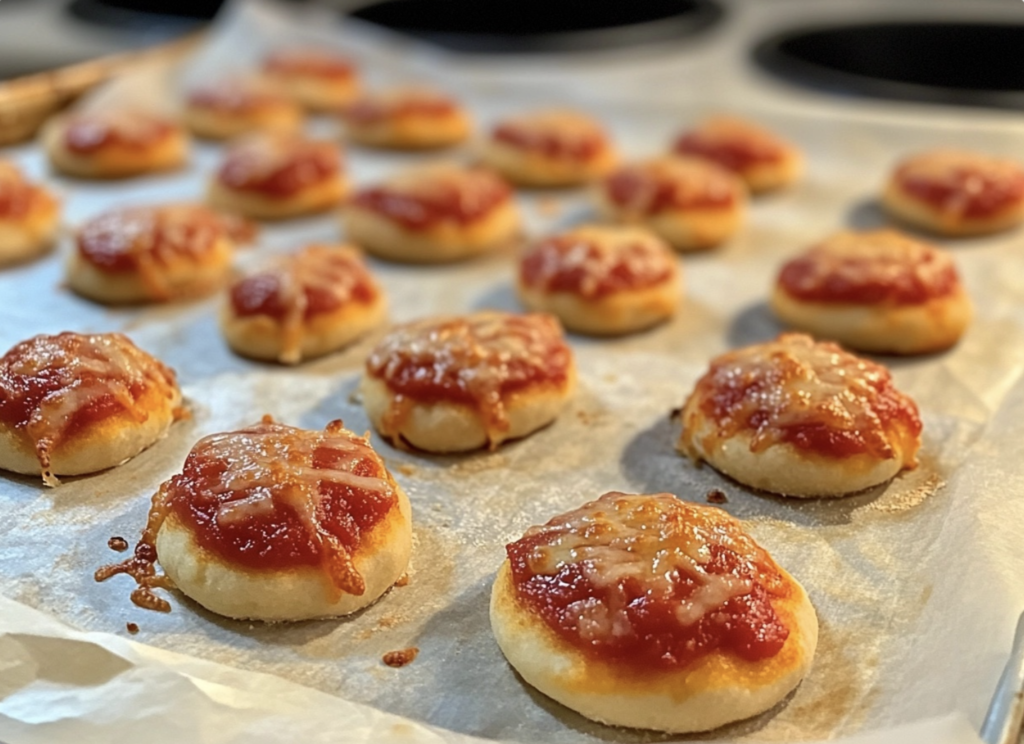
[207,133,347,220]
[340,86,471,149]
[0,332,181,485]
[222,243,386,364]
[882,149,1024,236]
[0,161,60,266]
[42,109,188,179]
[771,230,972,354]
[479,109,618,187]
[95,417,412,621]
[362,311,574,452]
[262,48,360,112]
[672,116,801,193]
[490,491,818,733]
[517,225,680,335]
[677,333,921,497]
[344,163,519,263]
[595,155,746,251]
[183,79,302,141]
[67,203,253,304]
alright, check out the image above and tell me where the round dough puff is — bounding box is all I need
[207,133,348,221]
[594,155,746,252]
[262,49,360,112]
[882,149,1024,236]
[677,333,922,498]
[479,109,618,187]
[517,224,680,335]
[771,230,972,354]
[672,115,802,193]
[221,244,387,364]
[362,312,575,452]
[183,79,303,141]
[0,332,180,484]
[344,163,520,263]
[0,161,60,266]
[341,86,471,149]
[148,419,412,621]
[490,493,818,733]
[66,204,244,304]
[42,109,188,179]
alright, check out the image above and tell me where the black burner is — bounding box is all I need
[350,0,723,53]
[754,22,1024,110]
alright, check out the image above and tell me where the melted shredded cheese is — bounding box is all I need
[606,155,739,215]
[519,492,776,641]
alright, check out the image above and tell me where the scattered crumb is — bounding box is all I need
[348,391,364,405]
[536,198,563,218]
[669,406,683,420]
[867,474,945,514]
[398,464,417,476]
[108,536,129,552]
[383,647,419,668]
[705,489,728,504]
[126,622,139,634]
[576,410,592,424]
[395,573,410,587]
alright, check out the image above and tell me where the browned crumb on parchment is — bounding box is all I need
[865,471,945,515]
[395,572,410,587]
[107,536,129,551]
[397,463,417,476]
[383,647,419,668]
[706,489,728,504]
[126,622,139,634]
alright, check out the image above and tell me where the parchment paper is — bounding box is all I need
[2,1,1024,742]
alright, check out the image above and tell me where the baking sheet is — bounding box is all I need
[3,1,1024,742]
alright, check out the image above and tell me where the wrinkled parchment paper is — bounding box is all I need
[4,1,1024,742]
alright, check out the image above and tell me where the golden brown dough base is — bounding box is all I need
[207,176,349,221]
[66,235,236,305]
[343,201,521,263]
[43,119,188,179]
[517,277,678,336]
[489,561,817,733]
[0,382,181,479]
[155,481,412,621]
[360,368,575,453]
[182,103,302,141]
[593,189,744,252]
[345,112,471,150]
[770,284,972,355]
[882,179,1024,236]
[480,139,618,188]
[0,206,60,267]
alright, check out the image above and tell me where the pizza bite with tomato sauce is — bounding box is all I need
[490,491,817,733]
[677,334,922,497]
[95,417,412,620]
[517,225,680,335]
[672,116,801,193]
[771,230,972,354]
[67,203,253,304]
[183,79,302,141]
[43,109,188,179]
[207,133,347,220]
[883,149,1024,236]
[222,243,386,364]
[262,48,360,112]
[344,163,519,263]
[340,86,471,149]
[0,161,60,266]
[362,311,574,452]
[0,332,181,485]
[479,109,618,187]
[595,155,746,252]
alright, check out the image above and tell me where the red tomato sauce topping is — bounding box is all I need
[894,151,1024,220]
[351,166,511,231]
[603,157,739,213]
[684,334,921,460]
[519,228,674,299]
[344,89,458,127]
[229,244,377,321]
[63,111,178,155]
[264,50,356,80]
[492,112,607,162]
[506,492,791,670]
[188,81,288,113]
[778,230,960,306]
[216,135,340,197]
[95,418,398,611]
[673,117,788,174]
